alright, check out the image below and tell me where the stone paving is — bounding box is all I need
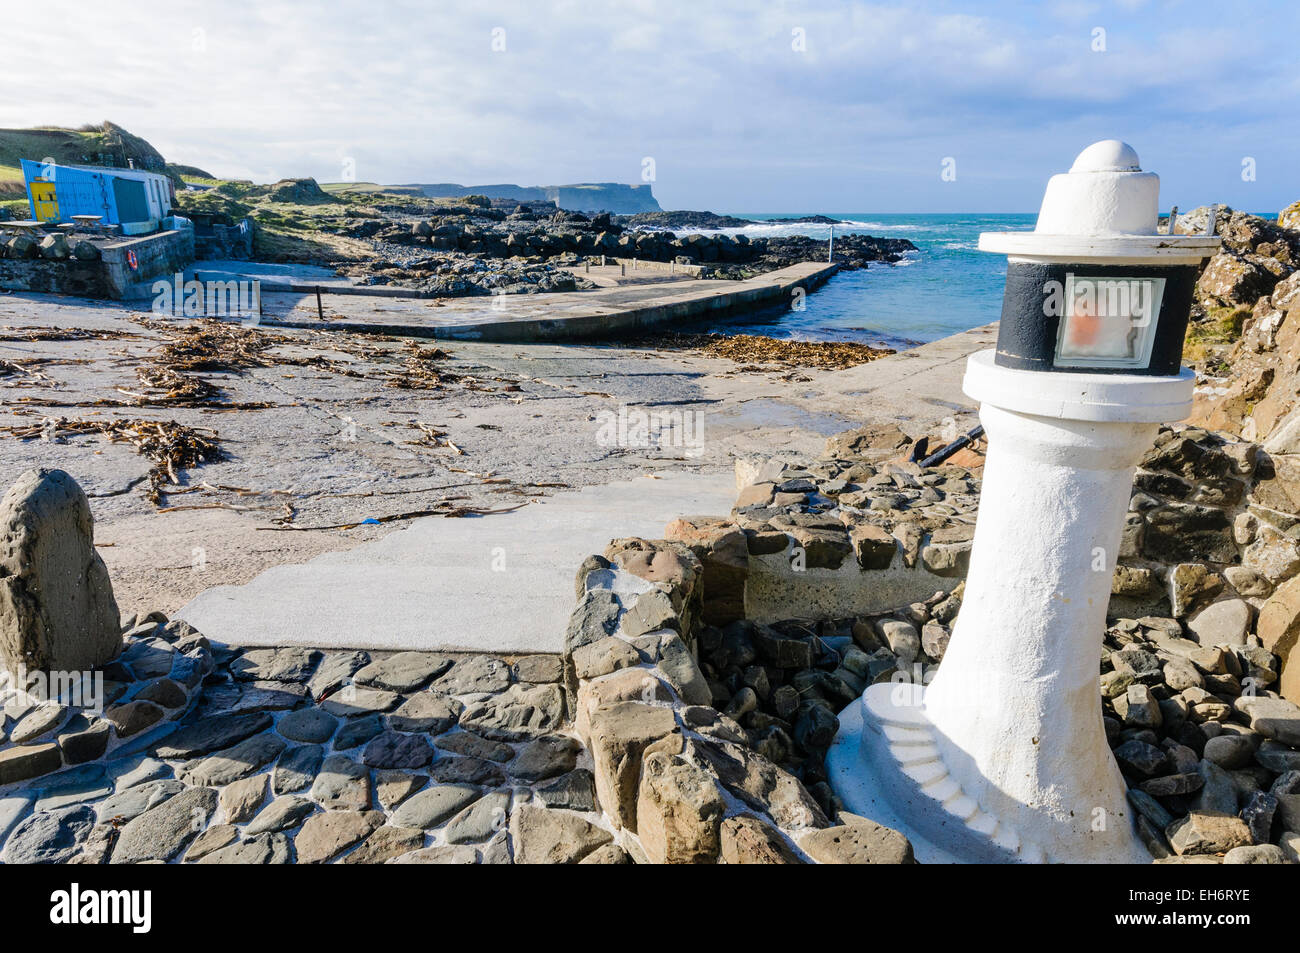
[0,619,616,864]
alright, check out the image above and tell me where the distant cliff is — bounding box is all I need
[403,182,661,214]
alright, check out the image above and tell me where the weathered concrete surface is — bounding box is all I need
[0,289,990,623]
[177,471,735,653]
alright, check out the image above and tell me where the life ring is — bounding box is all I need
[126,250,139,270]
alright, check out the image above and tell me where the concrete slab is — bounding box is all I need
[224,261,838,341]
[177,470,735,654]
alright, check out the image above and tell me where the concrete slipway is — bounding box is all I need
[177,325,996,655]
[190,260,839,342]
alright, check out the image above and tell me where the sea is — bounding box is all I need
[679,213,1038,350]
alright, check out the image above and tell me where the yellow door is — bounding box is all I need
[30,180,59,222]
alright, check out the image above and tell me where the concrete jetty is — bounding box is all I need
[192,260,839,342]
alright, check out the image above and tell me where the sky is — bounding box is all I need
[3,0,1297,213]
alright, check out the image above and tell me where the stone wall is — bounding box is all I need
[101,229,195,299]
[562,537,918,863]
[0,258,107,298]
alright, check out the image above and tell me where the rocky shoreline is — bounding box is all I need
[335,202,915,294]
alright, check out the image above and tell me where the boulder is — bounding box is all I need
[586,701,677,830]
[72,240,101,261]
[720,814,804,864]
[0,469,121,677]
[636,751,725,863]
[800,813,916,864]
[1258,574,1300,703]
[38,234,70,261]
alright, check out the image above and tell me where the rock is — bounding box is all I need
[876,619,920,664]
[513,655,563,684]
[320,686,401,717]
[0,469,121,674]
[390,844,479,864]
[273,744,324,795]
[434,731,514,763]
[509,804,612,864]
[801,813,916,864]
[443,791,511,844]
[565,590,622,653]
[353,651,452,692]
[294,810,384,863]
[96,779,184,822]
[38,233,70,260]
[785,525,853,569]
[1203,734,1254,769]
[72,240,100,261]
[389,785,480,829]
[10,703,67,742]
[720,814,804,864]
[1166,811,1252,855]
[1112,739,1167,778]
[245,795,316,835]
[535,769,598,811]
[1186,599,1252,647]
[1258,574,1300,704]
[1234,694,1300,746]
[388,692,462,733]
[309,754,371,811]
[0,742,62,785]
[152,711,271,759]
[333,713,383,750]
[58,718,111,765]
[1190,758,1240,815]
[111,787,218,863]
[104,700,165,738]
[340,825,425,864]
[571,637,640,680]
[134,677,187,709]
[574,668,670,741]
[180,733,285,787]
[1223,844,1286,863]
[1114,684,1162,729]
[306,650,370,698]
[510,735,581,783]
[277,708,337,744]
[2,805,95,864]
[1168,563,1224,617]
[183,823,238,862]
[1241,790,1277,844]
[361,730,432,769]
[1140,773,1203,797]
[657,632,712,705]
[849,523,897,570]
[587,701,678,830]
[458,683,565,741]
[621,588,678,638]
[428,655,509,691]
[221,774,267,823]
[920,622,951,660]
[579,843,630,864]
[428,755,505,786]
[374,770,426,810]
[196,832,292,864]
[636,751,725,863]
[230,647,319,683]
[753,627,814,668]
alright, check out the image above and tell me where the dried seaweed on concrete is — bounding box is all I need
[625,332,895,369]
[0,326,138,343]
[0,416,224,504]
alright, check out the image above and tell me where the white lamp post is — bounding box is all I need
[827,141,1220,862]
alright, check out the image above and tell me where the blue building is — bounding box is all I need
[21,159,174,235]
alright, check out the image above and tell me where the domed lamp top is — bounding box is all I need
[1069,139,1141,173]
[978,139,1219,263]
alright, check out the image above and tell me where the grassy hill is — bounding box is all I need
[0,121,190,215]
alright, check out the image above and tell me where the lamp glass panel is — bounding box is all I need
[1054,274,1166,368]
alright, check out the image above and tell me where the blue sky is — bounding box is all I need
[3,0,1296,213]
